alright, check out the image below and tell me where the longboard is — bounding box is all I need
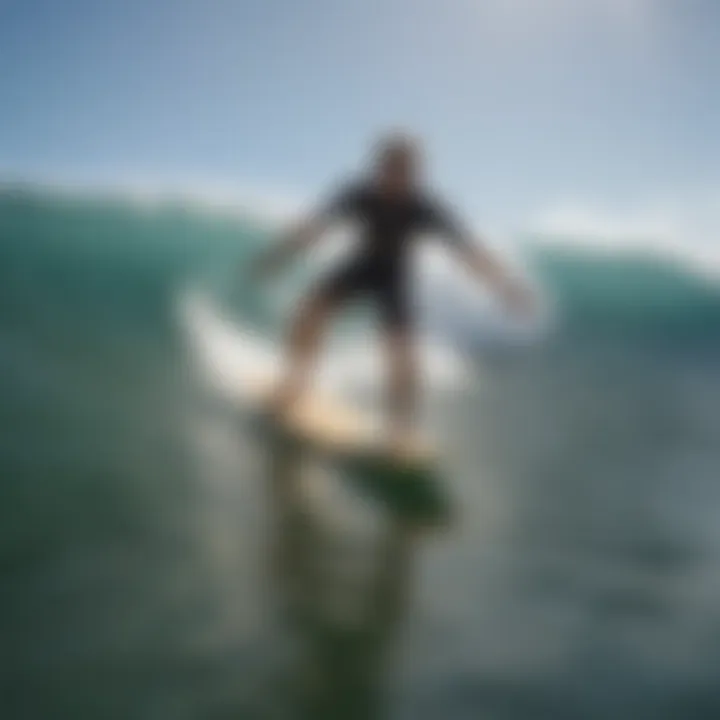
[241,371,451,525]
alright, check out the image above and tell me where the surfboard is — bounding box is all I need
[241,370,451,525]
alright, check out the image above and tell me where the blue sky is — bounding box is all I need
[1,0,719,233]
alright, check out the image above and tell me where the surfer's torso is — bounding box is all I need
[324,180,468,270]
[317,179,470,330]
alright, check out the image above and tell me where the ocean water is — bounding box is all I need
[2,185,720,719]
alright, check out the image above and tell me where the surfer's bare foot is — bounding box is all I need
[265,382,302,418]
[387,426,420,462]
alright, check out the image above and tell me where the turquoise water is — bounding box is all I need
[2,185,720,719]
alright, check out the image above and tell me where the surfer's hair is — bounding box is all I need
[372,130,421,166]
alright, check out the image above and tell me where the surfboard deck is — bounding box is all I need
[240,372,451,525]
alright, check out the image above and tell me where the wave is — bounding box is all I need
[180,290,471,409]
[526,237,720,345]
[2,183,719,353]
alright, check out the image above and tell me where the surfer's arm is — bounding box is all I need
[252,182,361,277]
[456,241,534,313]
[425,198,534,314]
[252,214,332,276]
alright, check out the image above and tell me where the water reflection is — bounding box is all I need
[262,439,432,719]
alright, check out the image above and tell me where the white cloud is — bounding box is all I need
[0,168,306,225]
[531,202,676,246]
[527,192,720,281]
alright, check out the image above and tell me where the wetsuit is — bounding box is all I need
[316,180,471,332]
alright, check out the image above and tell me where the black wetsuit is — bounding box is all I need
[316,180,471,331]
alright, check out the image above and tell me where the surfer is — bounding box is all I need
[253,132,534,452]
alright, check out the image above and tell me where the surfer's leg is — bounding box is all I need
[271,262,366,412]
[383,329,419,444]
[379,276,419,447]
[270,291,336,412]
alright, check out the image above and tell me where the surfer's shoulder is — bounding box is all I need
[321,177,370,218]
[416,185,446,209]
[330,177,371,205]
[412,186,447,219]
[343,177,373,201]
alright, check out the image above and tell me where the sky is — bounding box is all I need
[1,0,719,235]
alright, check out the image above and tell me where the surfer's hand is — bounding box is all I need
[499,280,536,318]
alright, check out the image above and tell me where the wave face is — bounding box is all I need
[3,184,718,354]
[527,239,720,348]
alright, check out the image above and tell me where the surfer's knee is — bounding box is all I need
[303,288,337,322]
[386,332,418,383]
[290,292,333,347]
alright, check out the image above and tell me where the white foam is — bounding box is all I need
[529,199,720,285]
[178,290,472,408]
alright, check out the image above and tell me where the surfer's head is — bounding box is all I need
[372,131,422,195]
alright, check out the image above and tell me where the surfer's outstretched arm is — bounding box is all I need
[252,182,362,278]
[455,241,534,314]
[425,198,535,315]
[252,213,332,277]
